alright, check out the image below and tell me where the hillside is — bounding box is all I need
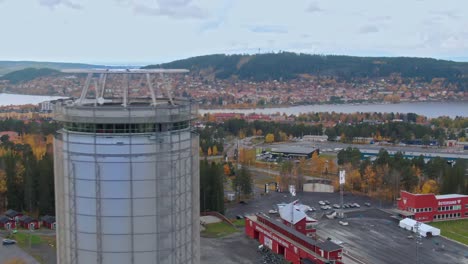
[0,68,62,84]
[143,53,468,89]
[0,61,102,76]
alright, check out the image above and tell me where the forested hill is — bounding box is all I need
[0,68,61,84]
[0,60,101,76]
[143,53,468,84]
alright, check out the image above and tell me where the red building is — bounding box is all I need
[4,209,22,221]
[278,202,316,237]
[40,215,56,230]
[0,216,16,230]
[245,213,342,264]
[397,191,468,222]
[18,216,40,230]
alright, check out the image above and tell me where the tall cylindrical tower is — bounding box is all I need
[53,70,199,264]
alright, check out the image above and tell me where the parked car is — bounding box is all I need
[324,200,330,205]
[318,201,325,205]
[308,207,316,212]
[236,215,244,220]
[321,205,328,210]
[353,203,361,208]
[364,202,371,207]
[332,204,341,209]
[339,221,349,226]
[2,239,16,245]
[268,209,278,214]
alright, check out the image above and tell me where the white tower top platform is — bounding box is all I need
[61,68,189,107]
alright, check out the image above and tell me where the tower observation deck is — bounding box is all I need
[53,69,200,264]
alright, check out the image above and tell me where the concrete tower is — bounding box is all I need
[53,69,199,264]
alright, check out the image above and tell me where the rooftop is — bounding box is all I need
[435,194,468,200]
[271,146,318,155]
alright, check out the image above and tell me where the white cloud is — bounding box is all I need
[306,2,323,13]
[358,25,379,34]
[249,25,288,34]
[133,0,207,19]
[38,0,82,9]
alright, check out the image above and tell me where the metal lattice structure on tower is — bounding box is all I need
[53,69,200,264]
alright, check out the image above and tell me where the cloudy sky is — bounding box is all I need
[0,0,467,64]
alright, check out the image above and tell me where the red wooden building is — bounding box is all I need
[397,191,468,222]
[41,215,56,230]
[18,216,40,229]
[245,213,342,264]
[4,209,22,221]
[0,216,16,230]
[278,202,317,237]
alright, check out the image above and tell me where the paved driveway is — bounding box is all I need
[0,237,39,264]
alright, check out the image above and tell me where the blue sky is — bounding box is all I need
[0,0,467,64]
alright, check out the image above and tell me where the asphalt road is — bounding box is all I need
[0,236,39,264]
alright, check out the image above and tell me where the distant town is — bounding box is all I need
[0,72,466,109]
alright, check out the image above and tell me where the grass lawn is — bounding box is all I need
[202,222,238,238]
[429,219,468,245]
[231,219,246,228]
[9,232,42,247]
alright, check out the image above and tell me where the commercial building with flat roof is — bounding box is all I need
[397,191,468,222]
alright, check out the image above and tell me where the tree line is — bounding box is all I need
[337,147,467,201]
[326,122,451,143]
[199,159,253,214]
[220,119,323,140]
[0,136,55,216]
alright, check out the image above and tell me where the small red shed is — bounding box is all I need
[40,215,56,230]
[0,215,16,230]
[19,216,40,230]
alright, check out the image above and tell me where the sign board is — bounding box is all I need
[339,170,346,184]
[289,185,296,197]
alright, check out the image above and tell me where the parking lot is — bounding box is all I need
[226,190,385,219]
[317,209,468,264]
[226,191,468,264]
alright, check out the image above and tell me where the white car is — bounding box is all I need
[353,203,360,208]
[318,201,325,205]
[268,209,278,214]
[339,221,349,226]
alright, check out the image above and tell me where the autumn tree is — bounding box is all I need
[223,163,231,176]
[265,133,275,143]
[421,180,439,194]
[310,152,319,175]
[212,145,218,156]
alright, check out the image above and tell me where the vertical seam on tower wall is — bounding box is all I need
[94,107,103,264]
[129,108,135,264]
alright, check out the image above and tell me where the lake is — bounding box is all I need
[199,102,468,118]
[0,94,466,118]
[0,93,67,106]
